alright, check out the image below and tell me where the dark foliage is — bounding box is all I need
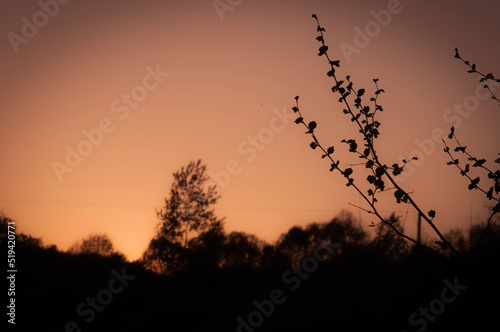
[7,211,500,331]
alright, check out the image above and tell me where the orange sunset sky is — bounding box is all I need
[1,0,499,260]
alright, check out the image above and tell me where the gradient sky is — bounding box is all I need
[1,0,499,260]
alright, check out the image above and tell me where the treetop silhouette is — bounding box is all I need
[142,159,224,274]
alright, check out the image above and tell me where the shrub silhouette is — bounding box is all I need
[68,233,120,258]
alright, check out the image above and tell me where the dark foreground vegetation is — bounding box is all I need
[3,211,500,331]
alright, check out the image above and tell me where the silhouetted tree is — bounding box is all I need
[0,213,9,233]
[187,223,226,271]
[220,231,265,268]
[0,213,52,251]
[17,233,45,251]
[468,217,500,250]
[276,211,364,265]
[322,210,368,251]
[143,159,224,274]
[370,213,409,259]
[0,213,10,247]
[443,227,469,254]
[68,233,117,257]
[276,225,315,266]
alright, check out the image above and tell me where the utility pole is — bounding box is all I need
[417,212,422,246]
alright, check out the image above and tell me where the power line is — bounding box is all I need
[0,198,478,217]
[0,199,155,209]
[0,199,342,212]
